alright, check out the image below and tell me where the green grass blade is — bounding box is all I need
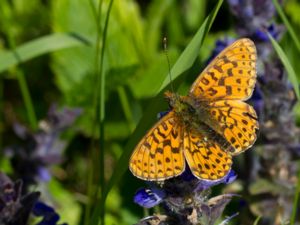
[0,33,91,74]
[89,0,114,224]
[253,216,261,225]
[16,70,37,129]
[3,31,38,130]
[117,86,135,132]
[101,0,223,209]
[146,0,173,58]
[86,0,104,224]
[267,32,300,100]
[98,0,114,224]
[86,0,103,223]
[159,0,223,91]
[290,162,300,225]
[272,0,300,52]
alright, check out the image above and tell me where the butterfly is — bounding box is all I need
[129,38,259,181]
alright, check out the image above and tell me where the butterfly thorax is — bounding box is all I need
[165,91,204,124]
[165,91,231,149]
[165,91,209,129]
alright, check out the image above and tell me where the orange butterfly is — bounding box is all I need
[129,38,259,181]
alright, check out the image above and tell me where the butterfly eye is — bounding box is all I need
[188,105,196,114]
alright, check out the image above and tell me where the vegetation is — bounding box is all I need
[0,0,300,224]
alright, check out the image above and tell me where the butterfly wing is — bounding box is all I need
[129,111,185,181]
[130,38,258,181]
[207,100,258,155]
[183,128,232,180]
[188,38,258,155]
[189,38,257,101]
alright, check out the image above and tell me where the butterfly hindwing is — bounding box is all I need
[207,100,258,155]
[129,111,185,181]
[183,129,232,180]
[189,38,257,101]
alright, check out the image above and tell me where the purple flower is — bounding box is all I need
[0,172,40,225]
[37,167,52,182]
[46,105,82,131]
[206,38,235,64]
[227,0,284,42]
[199,194,239,225]
[251,86,264,117]
[228,0,276,24]
[195,169,237,191]
[134,188,166,208]
[33,202,67,225]
[254,24,283,42]
[4,106,81,190]
[134,168,237,217]
[227,0,300,222]
[135,189,238,225]
[179,165,237,188]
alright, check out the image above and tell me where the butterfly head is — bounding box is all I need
[164,91,191,114]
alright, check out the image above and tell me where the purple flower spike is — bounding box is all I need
[196,169,237,191]
[134,188,166,208]
[47,105,82,131]
[199,194,239,225]
[251,86,264,117]
[254,24,284,42]
[206,38,235,64]
[4,106,82,190]
[0,173,40,224]
[228,0,276,24]
[287,144,300,156]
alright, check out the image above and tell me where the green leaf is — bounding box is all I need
[267,32,300,100]
[272,0,300,52]
[185,0,207,31]
[103,0,223,207]
[0,33,90,74]
[145,0,173,57]
[128,48,180,98]
[49,179,81,225]
[51,0,145,137]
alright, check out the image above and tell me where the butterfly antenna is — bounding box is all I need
[163,37,175,94]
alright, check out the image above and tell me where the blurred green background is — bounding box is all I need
[0,0,300,224]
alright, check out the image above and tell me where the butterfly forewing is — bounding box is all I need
[188,38,258,155]
[189,38,257,101]
[129,111,185,181]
